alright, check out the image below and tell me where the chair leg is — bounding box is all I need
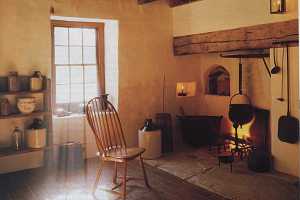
[113,162,118,184]
[140,155,150,188]
[93,160,103,194]
[122,161,127,200]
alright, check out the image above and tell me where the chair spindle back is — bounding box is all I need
[86,97,127,156]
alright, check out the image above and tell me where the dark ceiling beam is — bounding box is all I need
[173,19,299,56]
[138,0,202,7]
[169,0,202,7]
[137,0,157,4]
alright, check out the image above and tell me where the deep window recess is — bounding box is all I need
[52,21,105,116]
[206,66,230,96]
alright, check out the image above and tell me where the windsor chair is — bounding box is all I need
[86,97,150,199]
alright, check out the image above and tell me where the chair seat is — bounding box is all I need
[104,147,145,160]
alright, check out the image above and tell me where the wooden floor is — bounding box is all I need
[0,158,227,200]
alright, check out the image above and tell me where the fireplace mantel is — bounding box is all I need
[173,19,298,56]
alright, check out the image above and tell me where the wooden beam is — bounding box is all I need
[169,0,202,7]
[137,0,157,4]
[173,19,299,56]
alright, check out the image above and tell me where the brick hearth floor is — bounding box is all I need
[144,147,299,200]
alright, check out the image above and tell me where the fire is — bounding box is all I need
[229,117,255,149]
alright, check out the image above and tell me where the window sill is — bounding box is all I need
[53,113,86,119]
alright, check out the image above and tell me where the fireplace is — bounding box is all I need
[228,108,270,156]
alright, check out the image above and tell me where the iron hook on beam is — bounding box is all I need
[262,57,271,78]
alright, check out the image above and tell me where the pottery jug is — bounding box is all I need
[8,71,20,92]
[0,98,11,116]
[30,71,43,91]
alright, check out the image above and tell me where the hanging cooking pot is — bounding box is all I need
[228,58,254,126]
[229,93,253,126]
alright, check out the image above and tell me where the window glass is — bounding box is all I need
[70,46,82,64]
[53,26,100,115]
[56,84,70,103]
[55,46,68,64]
[83,47,97,64]
[54,27,68,46]
[70,66,84,84]
[83,28,96,46]
[69,28,82,46]
[56,66,69,84]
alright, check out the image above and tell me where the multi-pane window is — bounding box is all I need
[52,22,104,115]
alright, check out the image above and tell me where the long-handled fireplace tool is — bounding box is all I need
[278,46,299,143]
[156,73,173,153]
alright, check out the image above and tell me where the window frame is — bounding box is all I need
[51,20,105,115]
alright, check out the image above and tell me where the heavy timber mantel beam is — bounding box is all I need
[137,0,157,4]
[138,0,202,6]
[169,0,202,7]
[173,19,299,56]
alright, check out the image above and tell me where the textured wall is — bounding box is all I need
[0,0,201,153]
[270,47,299,177]
[172,0,299,176]
[174,53,271,133]
[173,0,298,36]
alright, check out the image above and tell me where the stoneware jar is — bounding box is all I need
[26,128,46,149]
[26,118,46,148]
[8,71,20,92]
[0,98,11,116]
[30,71,43,91]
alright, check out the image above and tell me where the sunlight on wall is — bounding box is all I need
[104,20,119,110]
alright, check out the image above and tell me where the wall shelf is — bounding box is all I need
[0,147,46,158]
[0,76,52,174]
[0,90,47,96]
[0,111,50,120]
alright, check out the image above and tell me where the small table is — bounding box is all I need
[218,152,234,172]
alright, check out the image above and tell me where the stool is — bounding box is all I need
[218,152,234,172]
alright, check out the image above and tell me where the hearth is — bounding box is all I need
[228,108,270,159]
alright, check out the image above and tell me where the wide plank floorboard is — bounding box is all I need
[0,158,227,200]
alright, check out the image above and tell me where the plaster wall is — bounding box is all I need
[0,0,201,162]
[172,0,299,176]
[270,47,299,177]
[175,54,271,133]
[173,0,298,36]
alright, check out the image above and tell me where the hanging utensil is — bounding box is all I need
[162,73,166,113]
[271,48,281,74]
[278,46,299,144]
[228,58,254,127]
[277,48,285,101]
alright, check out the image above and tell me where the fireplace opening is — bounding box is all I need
[227,108,270,156]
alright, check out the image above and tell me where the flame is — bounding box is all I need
[229,117,255,149]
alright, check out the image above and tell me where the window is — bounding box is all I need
[52,21,104,115]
